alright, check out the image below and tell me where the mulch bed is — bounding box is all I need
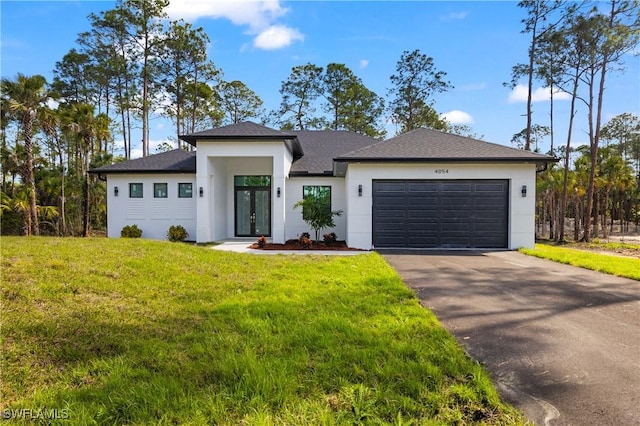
[250,239,364,251]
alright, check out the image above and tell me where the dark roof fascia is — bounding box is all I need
[334,157,559,164]
[89,169,195,175]
[289,171,336,177]
[179,134,291,145]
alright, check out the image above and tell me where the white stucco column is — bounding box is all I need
[272,155,288,244]
[196,155,212,243]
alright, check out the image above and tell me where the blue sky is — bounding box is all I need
[2,0,639,158]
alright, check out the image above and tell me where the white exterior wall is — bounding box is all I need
[284,177,346,241]
[195,140,292,243]
[344,162,537,250]
[105,174,196,240]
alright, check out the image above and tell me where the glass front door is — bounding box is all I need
[234,176,271,237]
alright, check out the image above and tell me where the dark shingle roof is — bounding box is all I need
[290,130,381,175]
[90,149,196,174]
[180,121,297,144]
[180,121,304,158]
[337,128,556,163]
[92,126,556,176]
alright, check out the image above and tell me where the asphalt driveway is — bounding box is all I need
[382,250,640,426]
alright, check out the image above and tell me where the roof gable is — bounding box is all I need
[338,128,556,163]
[180,121,303,158]
[180,121,297,145]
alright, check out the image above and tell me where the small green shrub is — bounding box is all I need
[167,225,189,242]
[121,224,142,238]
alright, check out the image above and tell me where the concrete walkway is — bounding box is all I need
[210,240,368,255]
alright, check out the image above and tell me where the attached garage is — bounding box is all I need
[372,179,509,249]
[336,128,557,250]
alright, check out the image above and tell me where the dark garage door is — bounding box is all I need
[372,180,509,249]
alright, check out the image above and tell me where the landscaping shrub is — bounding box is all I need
[323,232,337,246]
[121,224,142,238]
[167,225,189,242]
[298,232,311,244]
[298,232,312,248]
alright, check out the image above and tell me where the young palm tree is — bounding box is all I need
[1,74,50,235]
[62,103,111,236]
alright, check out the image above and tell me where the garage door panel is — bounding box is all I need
[441,183,472,192]
[408,209,438,218]
[376,209,406,218]
[475,197,506,207]
[376,196,406,206]
[408,183,439,192]
[408,197,439,206]
[376,221,406,230]
[475,183,506,193]
[441,198,472,207]
[408,236,440,245]
[375,182,407,192]
[407,222,438,231]
[373,179,508,249]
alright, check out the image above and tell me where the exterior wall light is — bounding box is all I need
[199,187,204,197]
[277,187,281,198]
[358,184,363,197]
[114,186,119,196]
[521,185,527,197]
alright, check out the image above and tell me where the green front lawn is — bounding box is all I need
[519,243,640,280]
[1,237,525,425]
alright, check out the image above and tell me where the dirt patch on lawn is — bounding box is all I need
[250,239,364,251]
[572,244,640,259]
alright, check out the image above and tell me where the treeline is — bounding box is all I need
[511,0,639,241]
[1,0,639,240]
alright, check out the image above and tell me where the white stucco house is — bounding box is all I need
[92,121,555,250]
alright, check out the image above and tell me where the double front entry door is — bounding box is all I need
[234,176,271,237]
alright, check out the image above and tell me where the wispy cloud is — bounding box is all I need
[439,11,468,21]
[165,0,303,51]
[508,84,571,103]
[359,59,369,69]
[0,38,27,49]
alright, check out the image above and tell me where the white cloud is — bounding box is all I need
[166,0,287,29]
[508,83,572,103]
[165,0,303,50]
[441,110,474,125]
[46,98,59,110]
[253,25,304,50]
[359,59,369,69]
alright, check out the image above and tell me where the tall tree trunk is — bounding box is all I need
[82,146,90,237]
[23,110,39,236]
[557,59,581,242]
[54,133,67,236]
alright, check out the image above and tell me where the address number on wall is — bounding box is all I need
[434,169,449,174]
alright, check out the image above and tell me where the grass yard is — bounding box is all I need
[1,237,525,425]
[519,242,640,280]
